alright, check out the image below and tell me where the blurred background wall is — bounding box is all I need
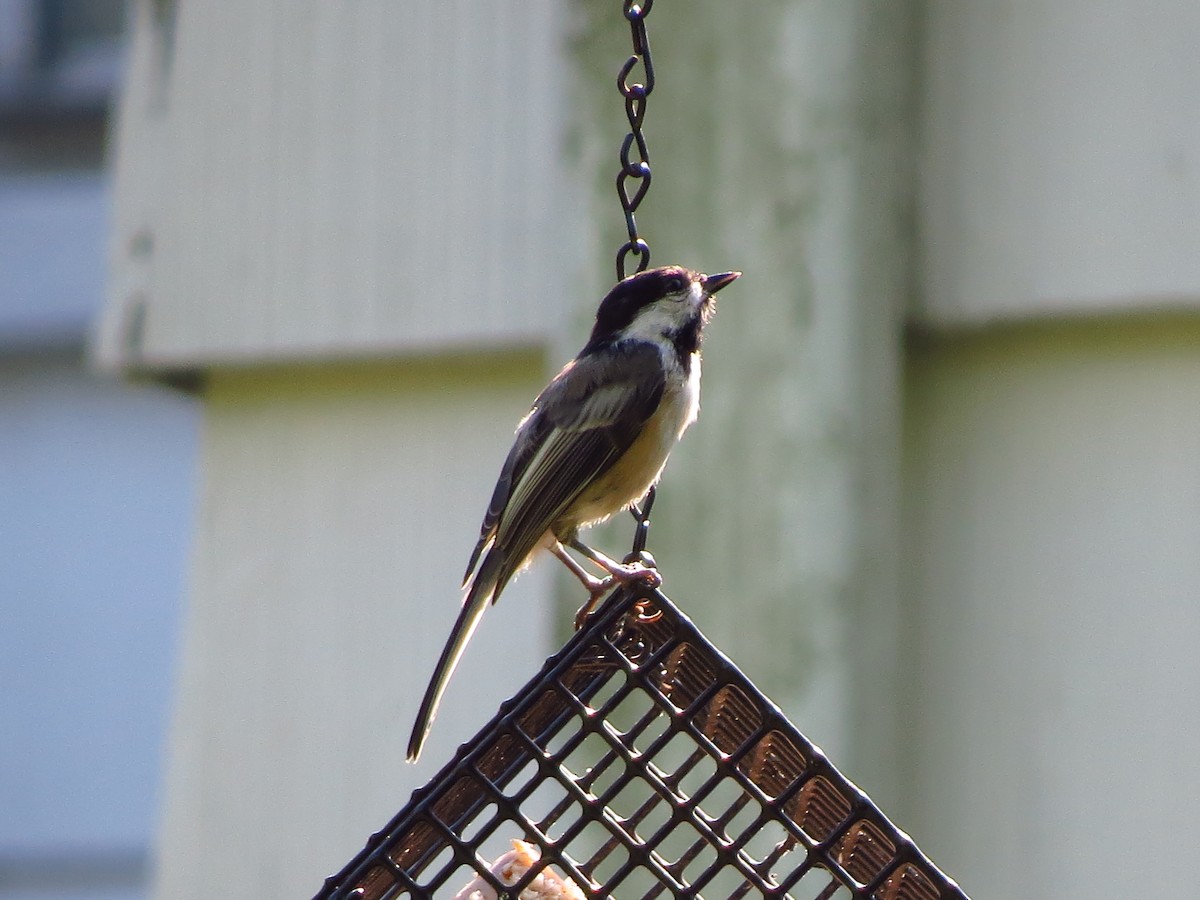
[0,2,198,899]
[6,1,1200,899]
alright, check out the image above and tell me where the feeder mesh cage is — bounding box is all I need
[315,585,968,899]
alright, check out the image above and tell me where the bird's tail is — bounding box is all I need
[406,550,504,762]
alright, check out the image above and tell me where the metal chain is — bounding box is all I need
[614,2,659,561]
[615,0,655,281]
[628,485,655,556]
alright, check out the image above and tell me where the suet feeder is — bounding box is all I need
[315,585,969,899]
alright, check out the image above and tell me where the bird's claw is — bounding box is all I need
[615,560,662,590]
[573,560,661,630]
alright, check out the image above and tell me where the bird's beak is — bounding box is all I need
[701,271,741,294]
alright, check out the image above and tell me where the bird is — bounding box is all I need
[406,265,740,762]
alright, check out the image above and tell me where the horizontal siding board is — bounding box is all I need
[919,0,1200,328]
[100,1,577,371]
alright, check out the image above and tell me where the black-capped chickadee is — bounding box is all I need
[406,265,740,761]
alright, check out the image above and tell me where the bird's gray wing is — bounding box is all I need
[407,341,665,762]
[461,408,552,586]
[462,340,666,594]
[484,341,667,596]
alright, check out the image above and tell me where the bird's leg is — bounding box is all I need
[551,539,662,630]
[549,541,610,596]
[568,537,658,581]
[549,542,617,629]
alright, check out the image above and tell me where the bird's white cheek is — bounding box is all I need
[628,303,685,338]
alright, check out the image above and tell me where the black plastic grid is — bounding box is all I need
[315,586,969,899]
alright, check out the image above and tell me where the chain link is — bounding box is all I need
[615,1,655,281]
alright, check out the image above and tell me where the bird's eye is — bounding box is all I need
[666,276,685,293]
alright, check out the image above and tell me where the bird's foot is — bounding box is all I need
[611,559,663,591]
[573,582,609,631]
[573,558,661,630]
